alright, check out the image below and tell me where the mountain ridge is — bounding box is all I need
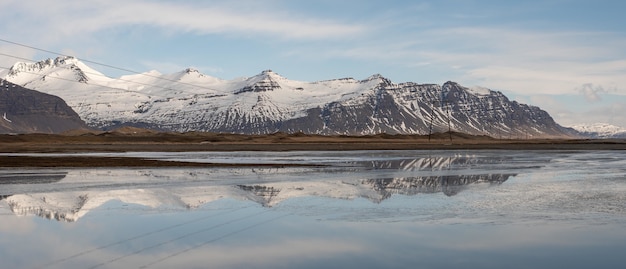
[570,123,626,138]
[1,56,576,137]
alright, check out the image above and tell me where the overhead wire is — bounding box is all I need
[139,213,292,269]
[0,51,229,98]
[86,208,273,269]
[138,195,329,269]
[0,65,169,100]
[0,38,227,93]
[0,47,301,108]
[29,205,249,269]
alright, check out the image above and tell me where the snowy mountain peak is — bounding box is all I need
[362,73,384,82]
[184,67,200,74]
[442,81,461,88]
[8,56,80,75]
[365,73,384,80]
[257,69,286,80]
[361,73,393,88]
[176,67,211,80]
[52,55,81,65]
[570,123,626,138]
[234,70,286,94]
[5,56,108,85]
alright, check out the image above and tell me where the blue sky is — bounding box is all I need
[1,0,625,128]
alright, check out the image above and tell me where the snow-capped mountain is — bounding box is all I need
[1,56,574,137]
[570,123,626,139]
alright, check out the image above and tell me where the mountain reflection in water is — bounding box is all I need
[5,173,515,222]
[0,153,527,222]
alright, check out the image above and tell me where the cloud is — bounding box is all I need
[578,83,606,102]
[300,24,626,95]
[1,0,365,42]
[417,28,626,95]
[524,94,626,128]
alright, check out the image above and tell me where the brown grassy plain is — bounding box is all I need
[1,129,624,167]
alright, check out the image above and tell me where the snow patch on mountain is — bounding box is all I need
[468,86,492,96]
[570,123,626,138]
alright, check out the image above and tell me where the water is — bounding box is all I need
[1,150,625,269]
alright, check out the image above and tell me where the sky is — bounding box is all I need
[1,0,625,128]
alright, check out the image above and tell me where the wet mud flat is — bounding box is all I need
[0,155,313,168]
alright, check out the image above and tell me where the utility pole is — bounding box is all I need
[428,97,453,142]
[428,100,437,142]
[445,102,452,141]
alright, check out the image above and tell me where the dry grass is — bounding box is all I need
[1,130,624,167]
[1,130,624,153]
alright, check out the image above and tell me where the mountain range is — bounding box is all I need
[1,56,577,137]
[570,123,626,139]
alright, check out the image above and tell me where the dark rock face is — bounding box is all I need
[235,71,282,94]
[0,80,87,133]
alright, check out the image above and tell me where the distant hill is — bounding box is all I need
[2,56,576,138]
[0,79,87,134]
[570,123,626,139]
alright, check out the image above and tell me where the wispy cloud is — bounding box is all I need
[2,0,365,42]
[578,83,606,103]
[309,25,626,95]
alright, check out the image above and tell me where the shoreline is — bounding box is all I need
[1,132,624,167]
[2,141,626,153]
[0,155,312,168]
[1,132,625,152]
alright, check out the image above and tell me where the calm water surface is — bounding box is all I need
[1,150,625,269]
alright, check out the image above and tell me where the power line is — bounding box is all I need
[0,52,227,98]
[86,209,272,269]
[139,213,291,269]
[0,44,301,107]
[30,206,249,269]
[0,65,167,100]
[139,196,328,268]
[0,37,225,93]
[0,51,308,109]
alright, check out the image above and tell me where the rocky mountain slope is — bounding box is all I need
[1,56,575,137]
[0,78,87,134]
